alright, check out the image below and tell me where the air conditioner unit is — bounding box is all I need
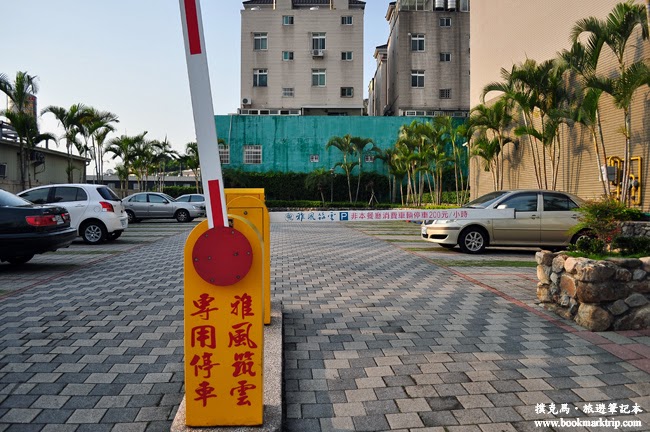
[312,49,324,57]
[242,97,252,105]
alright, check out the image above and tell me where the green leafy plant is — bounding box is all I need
[611,236,650,256]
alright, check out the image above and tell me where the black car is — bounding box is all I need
[0,189,77,265]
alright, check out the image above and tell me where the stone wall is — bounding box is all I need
[536,251,650,331]
[620,222,650,238]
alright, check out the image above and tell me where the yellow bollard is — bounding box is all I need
[184,215,264,426]
[227,195,271,325]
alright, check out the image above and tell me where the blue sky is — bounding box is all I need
[2,0,390,163]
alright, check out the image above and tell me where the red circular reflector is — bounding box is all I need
[192,226,254,286]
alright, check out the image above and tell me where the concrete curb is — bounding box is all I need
[171,300,284,432]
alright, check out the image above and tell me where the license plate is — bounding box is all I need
[55,215,64,225]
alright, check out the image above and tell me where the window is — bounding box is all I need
[439,52,451,62]
[440,17,451,27]
[244,145,262,164]
[148,194,168,204]
[20,187,50,204]
[459,0,469,12]
[411,34,425,52]
[97,187,120,201]
[341,51,353,61]
[310,155,320,163]
[340,87,354,97]
[401,0,427,10]
[341,16,353,25]
[0,163,6,178]
[219,143,230,164]
[130,193,147,202]
[543,193,579,211]
[312,33,326,50]
[411,70,425,88]
[364,155,375,163]
[282,51,294,61]
[500,193,538,212]
[312,69,326,87]
[253,69,268,87]
[53,187,87,203]
[439,88,451,99]
[282,15,294,25]
[282,87,294,97]
[253,33,268,50]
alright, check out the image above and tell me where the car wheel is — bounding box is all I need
[439,244,456,249]
[176,209,191,223]
[107,231,122,242]
[81,221,107,245]
[126,210,139,223]
[570,230,594,245]
[6,255,34,265]
[459,227,487,254]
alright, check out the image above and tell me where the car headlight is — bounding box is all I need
[192,205,202,210]
[434,219,457,224]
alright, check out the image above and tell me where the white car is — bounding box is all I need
[18,184,128,244]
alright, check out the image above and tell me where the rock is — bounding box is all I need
[633,269,647,281]
[613,304,650,331]
[569,299,579,316]
[537,285,552,303]
[625,293,649,308]
[550,272,559,284]
[615,268,632,282]
[575,262,617,282]
[608,300,629,316]
[537,265,551,284]
[576,281,628,303]
[560,274,576,298]
[628,280,650,294]
[575,303,612,332]
[564,257,579,273]
[560,294,570,307]
[640,257,650,273]
[545,303,573,320]
[552,255,567,273]
[536,251,555,266]
[606,258,642,269]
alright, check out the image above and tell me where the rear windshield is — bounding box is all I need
[97,187,120,201]
[464,191,509,208]
[0,189,32,207]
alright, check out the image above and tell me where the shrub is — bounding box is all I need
[611,236,650,256]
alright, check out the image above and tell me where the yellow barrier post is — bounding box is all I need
[226,193,271,325]
[184,215,264,426]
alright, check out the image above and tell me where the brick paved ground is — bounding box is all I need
[275,222,650,431]
[1,220,650,431]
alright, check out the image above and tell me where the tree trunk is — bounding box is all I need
[595,110,611,196]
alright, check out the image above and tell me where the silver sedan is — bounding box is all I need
[122,192,205,223]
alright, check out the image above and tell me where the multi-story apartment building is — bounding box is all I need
[240,0,365,116]
[368,0,470,117]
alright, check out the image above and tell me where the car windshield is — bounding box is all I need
[464,191,510,208]
[0,189,32,207]
[162,193,176,202]
[97,186,121,201]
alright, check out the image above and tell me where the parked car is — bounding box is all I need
[18,184,128,245]
[0,189,77,265]
[421,189,587,254]
[122,192,206,223]
[175,193,205,203]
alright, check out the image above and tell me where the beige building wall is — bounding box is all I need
[0,140,87,194]
[240,0,365,115]
[469,0,650,209]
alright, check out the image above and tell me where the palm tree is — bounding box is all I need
[105,132,147,196]
[470,100,515,190]
[150,137,179,192]
[79,108,119,182]
[41,103,92,182]
[182,141,202,193]
[0,71,41,189]
[350,136,377,203]
[326,134,357,203]
[571,0,649,202]
[470,134,502,191]
[305,168,331,205]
